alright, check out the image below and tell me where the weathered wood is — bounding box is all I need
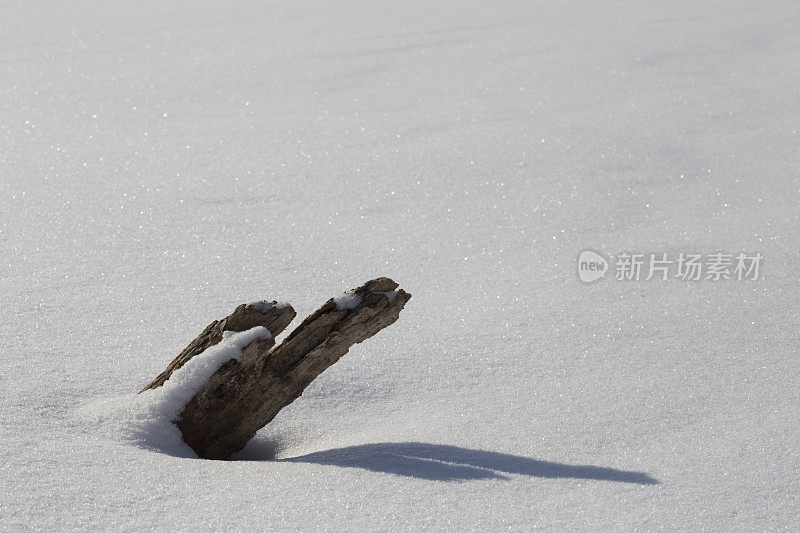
[143,277,411,459]
[140,302,297,392]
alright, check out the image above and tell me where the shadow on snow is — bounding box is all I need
[235,441,659,484]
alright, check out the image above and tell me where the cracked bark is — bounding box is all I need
[140,277,411,459]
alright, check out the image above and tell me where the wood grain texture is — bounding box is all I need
[141,277,410,459]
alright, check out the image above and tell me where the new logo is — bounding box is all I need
[578,250,609,282]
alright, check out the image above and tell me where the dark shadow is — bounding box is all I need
[230,436,285,461]
[250,442,659,484]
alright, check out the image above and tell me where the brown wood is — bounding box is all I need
[141,277,411,459]
[140,301,297,393]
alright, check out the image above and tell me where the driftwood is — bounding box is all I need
[141,302,297,393]
[141,277,411,459]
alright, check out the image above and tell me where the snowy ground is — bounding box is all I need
[2,0,799,530]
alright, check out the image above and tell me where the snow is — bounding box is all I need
[2,0,799,530]
[334,290,363,310]
[76,326,271,458]
[151,326,271,413]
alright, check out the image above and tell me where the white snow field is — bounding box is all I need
[2,0,799,530]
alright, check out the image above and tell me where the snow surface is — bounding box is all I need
[77,326,271,458]
[2,0,799,530]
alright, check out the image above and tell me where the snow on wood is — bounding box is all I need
[141,277,411,459]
